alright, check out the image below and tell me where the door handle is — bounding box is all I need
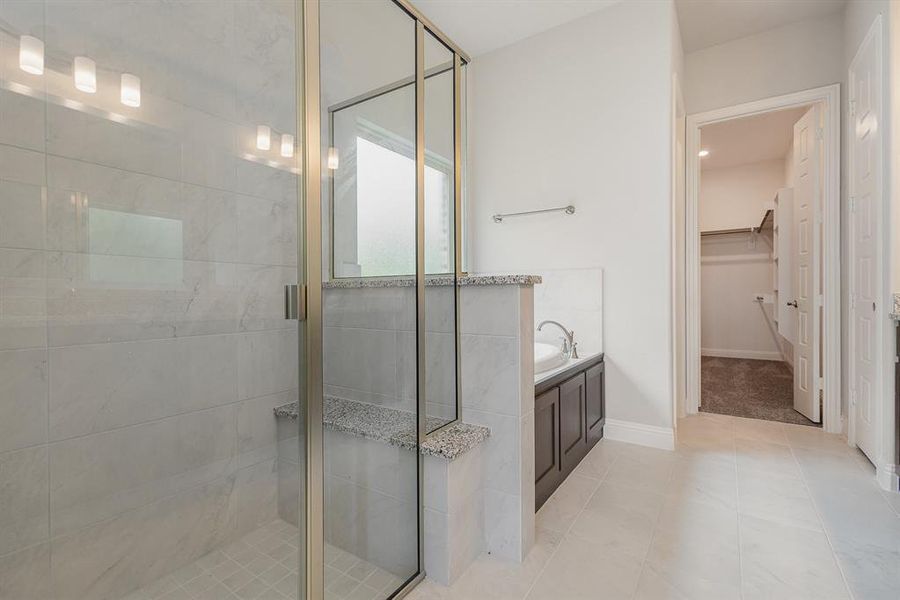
[285,284,307,321]
[786,300,798,308]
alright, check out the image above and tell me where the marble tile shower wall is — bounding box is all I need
[324,286,458,422]
[323,284,536,561]
[0,1,301,598]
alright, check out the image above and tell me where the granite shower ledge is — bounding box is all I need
[892,293,900,320]
[274,397,490,461]
[322,274,541,289]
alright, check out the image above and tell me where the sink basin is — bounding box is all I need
[535,342,566,374]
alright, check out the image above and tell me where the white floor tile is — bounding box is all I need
[569,482,663,559]
[535,474,599,533]
[739,514,850,600]
[525,535,643,600]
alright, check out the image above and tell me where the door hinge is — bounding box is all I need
[284,284,307,321]
[849,99,856,117]
[849,196,856,212]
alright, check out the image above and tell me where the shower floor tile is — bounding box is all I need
[122,520,403,600]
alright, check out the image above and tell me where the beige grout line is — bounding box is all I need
[784,439,857,600]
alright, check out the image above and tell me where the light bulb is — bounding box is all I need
[19,35,44,75]
[280,134,294,158]
[256,125,271,151]
[74,56,97,93]
[698,149,710,158]
[120,73,141,107]
[327,147,339,170]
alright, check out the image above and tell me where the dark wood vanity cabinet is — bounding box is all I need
[585,363,605,445]
[535,355,605,510]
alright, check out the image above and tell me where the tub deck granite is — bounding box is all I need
[275,396,490,461]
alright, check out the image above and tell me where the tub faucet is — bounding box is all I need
[536,320,578,359]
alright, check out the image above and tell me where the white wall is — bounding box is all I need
[672,0,687,421]
[469,0,678,432]
[701,238,779,360]
[700,160,783,360]
[700,159,784,230]
[684,12,844,114]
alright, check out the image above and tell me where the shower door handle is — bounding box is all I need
[786,300,798,308]
[285,284,307,321]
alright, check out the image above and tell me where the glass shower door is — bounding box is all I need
[0,1,307,598]
[320,1,421,598]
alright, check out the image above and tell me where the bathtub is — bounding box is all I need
[534,341,602,384]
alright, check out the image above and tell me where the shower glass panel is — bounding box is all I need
[423,31,459,431]
[320,0,420,597]
[0,1,306,598]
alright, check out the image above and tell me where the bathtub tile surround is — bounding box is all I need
[533,268,603,355]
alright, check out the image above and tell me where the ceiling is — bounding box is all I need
[700,106,809,171]
[413,0,620,57]
[675,0,846,53]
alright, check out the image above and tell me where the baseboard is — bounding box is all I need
[876,462,900,493]
[604,419,675,451]
[701,348,784,361]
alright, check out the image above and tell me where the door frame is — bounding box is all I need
[684,84,841,434]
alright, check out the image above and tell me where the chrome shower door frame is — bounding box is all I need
[298,1,470,598]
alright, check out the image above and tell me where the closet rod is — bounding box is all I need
[700,227,755,237]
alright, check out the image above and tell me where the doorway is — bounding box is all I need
[684,85,842,434]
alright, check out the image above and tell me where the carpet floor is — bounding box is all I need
[700,356,820,427]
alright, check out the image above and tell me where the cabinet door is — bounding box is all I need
[585,362,605,446]
[559,373,588,476]
[535,387,561,510]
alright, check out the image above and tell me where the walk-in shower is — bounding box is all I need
[0,0,467,598]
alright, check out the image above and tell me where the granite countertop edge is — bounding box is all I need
[274,399,490,461]
[323,274,541,289]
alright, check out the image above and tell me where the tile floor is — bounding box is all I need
[123,520,405,600]
[408,413,900,600]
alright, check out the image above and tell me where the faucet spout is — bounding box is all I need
[536,320,577,358]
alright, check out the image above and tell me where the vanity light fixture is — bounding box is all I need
[698,149,710,158]
[120,73,141,107]
[327,146,339,170]
[74,56,97,93]
[256,125,271,151]
[280,134,294,158]
[19,35,44,75]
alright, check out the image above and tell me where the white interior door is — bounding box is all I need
[849,21,881,461]
[776,189,796,346]
[791,106,821,422]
